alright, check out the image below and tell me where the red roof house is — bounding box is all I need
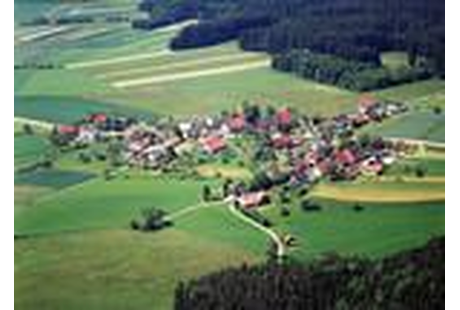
[272,134,292,149]
[228,114,246,132]
[201,136,226,154]
[236,192,267,208]
[58,125,79,135]
[88,113,108,124]
[358,94,377,113]
[276,108,292,125]
[335,149,357,166]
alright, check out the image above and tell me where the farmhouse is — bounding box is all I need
[235,192,268,209]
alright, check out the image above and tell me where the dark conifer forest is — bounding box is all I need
[135,0,444,89]
[174,237,444,310]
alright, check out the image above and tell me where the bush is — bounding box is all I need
[300,200,322,212]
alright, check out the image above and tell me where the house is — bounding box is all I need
[235,191,268,208]
[271,133,292,149]
[200,136,226,154]
[358,94,377,114]
[88,113,108,124]
[228,114,246,132]
[58,125,79,135]
[276,108,292,126]
[335,149,357,166]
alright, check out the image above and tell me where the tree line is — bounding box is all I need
[272,50,434,91]
[174,236,444,310]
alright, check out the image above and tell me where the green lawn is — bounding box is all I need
[261,199,445,260]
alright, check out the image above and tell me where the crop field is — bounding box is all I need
[311,180,445,202]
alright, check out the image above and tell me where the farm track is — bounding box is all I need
[166,201,222,221]
[227,203,285,261]
[112,60,271,88]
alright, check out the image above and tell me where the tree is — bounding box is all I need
[202,185,212,201]
[131,207,170,232]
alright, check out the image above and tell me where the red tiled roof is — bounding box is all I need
[335,149,357,165]
[276,108,292,124]
[89,113,108,123]
[201,136,226,153]
[228,114,246,131]
[237,192,266,208]
[58,125,79,135]
[272,134,292,148]
[358,94,377,108]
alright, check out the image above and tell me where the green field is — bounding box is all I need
[261,199,445,260]
[15,134,51,170]
[361,110,445,142]
[15,95,153,124]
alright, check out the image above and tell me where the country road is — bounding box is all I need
[14,116,55,131]
[166,202,221,221]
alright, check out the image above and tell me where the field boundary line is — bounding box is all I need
[112,60,271,88]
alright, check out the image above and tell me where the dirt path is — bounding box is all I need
[112,59,271,88]
[227,203,285,262]
[166,201,221,221]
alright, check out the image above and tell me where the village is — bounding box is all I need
[48,96,410,210]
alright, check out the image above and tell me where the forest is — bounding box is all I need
[174,237,444,310]
[135,0,444,86]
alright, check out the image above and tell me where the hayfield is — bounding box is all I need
[311,180,444,202]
